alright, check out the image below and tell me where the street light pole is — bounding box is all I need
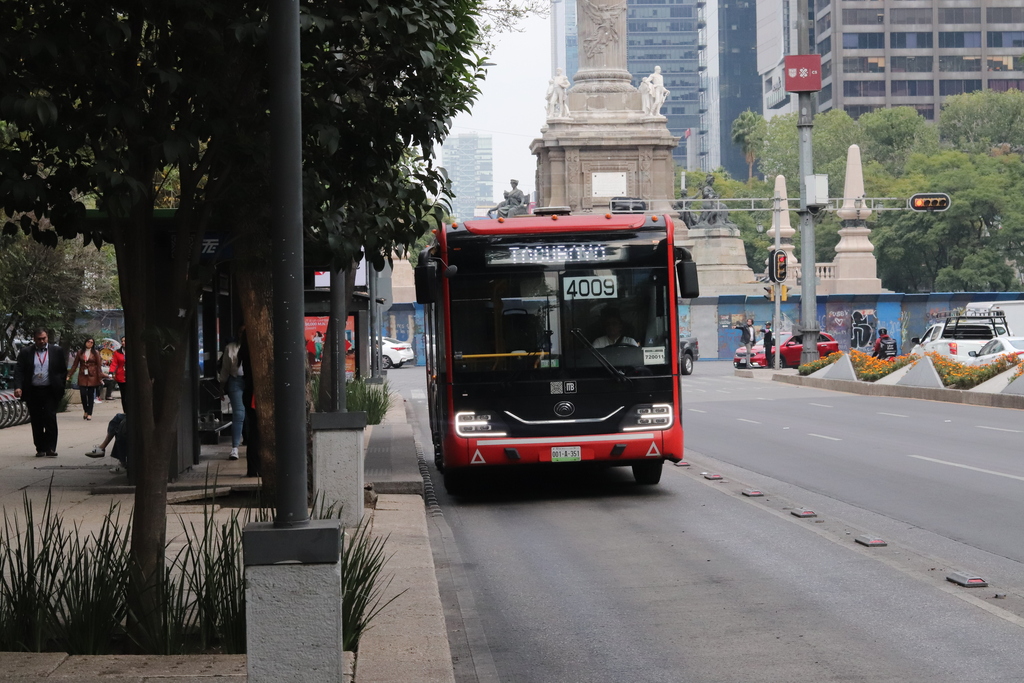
[268,0,308,527]
[795,0,820,367]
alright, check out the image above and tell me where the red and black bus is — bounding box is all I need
[415,208,699,494]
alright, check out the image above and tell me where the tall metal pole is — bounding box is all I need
[268,0,309,527]
[773,191,782,371]
[796,0,820,366]
[368,266,380,380]
[329,268,347,412]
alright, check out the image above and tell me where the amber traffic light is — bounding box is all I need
[909,193,950,211]
[768,249,788,283]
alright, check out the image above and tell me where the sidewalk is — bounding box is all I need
[0,392,449,681]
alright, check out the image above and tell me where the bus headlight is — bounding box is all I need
[620,403,674,431]
[455,411,508,437]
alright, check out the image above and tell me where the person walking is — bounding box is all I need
[67,337,103,420]
[13,328,68,457]
[872,328,898,360]
[106,338,126,400]
[762,322,775,369]
[218,336,245,460]
[735,318,756,367]
[237,328,260,478]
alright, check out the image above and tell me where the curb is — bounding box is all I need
[774,373,1024,410]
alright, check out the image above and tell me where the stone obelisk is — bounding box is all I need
[531,0,679,213]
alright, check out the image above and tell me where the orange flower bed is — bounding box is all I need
[926,351,1022,390]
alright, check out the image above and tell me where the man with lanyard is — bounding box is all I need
[13,328,68,457]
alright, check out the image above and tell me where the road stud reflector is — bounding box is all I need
[741,489,764,497]
[791,508,817,518]
[703,473,723,480]
[946,572,988,587]
[855,536,887,547]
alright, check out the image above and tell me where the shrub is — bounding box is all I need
[346,378,395,425]
[849,349,917,382]
[798,351,842,375]
[1,485,397,654]
[927,351,1022,390]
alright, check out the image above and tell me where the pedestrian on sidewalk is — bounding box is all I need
[67,337,102,420]
[218,334,245,461]
[237,327,260,477]
[86,412,128,473]
[106,337,126,400]
[762,322,775,368]
[13,328,68,457]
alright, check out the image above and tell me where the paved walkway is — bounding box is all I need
[0,392,449,681]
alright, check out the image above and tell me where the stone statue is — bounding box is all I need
[545,68,570,118]
[673,174,733,228]
[639,76,652,115]
[643,66,669,116]
[493,179,527,218]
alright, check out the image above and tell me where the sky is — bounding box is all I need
[448,13,552,204]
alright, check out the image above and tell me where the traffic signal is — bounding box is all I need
[768,249,788,283]
[764,285,774,302]
[909,193,950,211]
[780,285,788,301]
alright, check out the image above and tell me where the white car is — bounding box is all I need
[382,337,415,369]
[964,336,1024,367]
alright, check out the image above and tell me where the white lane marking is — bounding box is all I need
[878,412,907,418]
[716,389,732,394]
[908,455,1024,483]
[756,397,775,401]
[809,403,833,408]
[688,408,707,413]
[976,425,1023,434]
[737,418,761,425]
[808,433,841,441]
[410,389,425,399]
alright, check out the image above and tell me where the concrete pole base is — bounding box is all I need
[244,520,345,682]
[311,412,368,528]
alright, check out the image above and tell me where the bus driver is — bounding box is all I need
[592,309,639,348]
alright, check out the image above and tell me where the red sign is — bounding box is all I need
[784,55,822,92]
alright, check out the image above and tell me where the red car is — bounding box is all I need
[733,332,839,368]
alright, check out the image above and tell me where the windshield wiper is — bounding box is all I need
[571,328,631,384]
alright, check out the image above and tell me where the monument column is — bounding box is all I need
[572,0,634,93]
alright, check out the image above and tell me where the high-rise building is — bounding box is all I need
[710,0,761,177]
[756,0,800,119]
[813,0,1024,121]
[557,0,760,178]
[440,133,494,221]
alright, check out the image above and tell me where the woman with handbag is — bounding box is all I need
[67,337,103,420]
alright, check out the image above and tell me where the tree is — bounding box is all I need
[0,231,118,358]
[1,0,483,640]
[757,113,799,186]
[872,151,1024,292]
[858,106,938,177]
[938,89,1024,154]
[730,109,767,182]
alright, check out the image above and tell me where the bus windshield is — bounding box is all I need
[448,263,673,382]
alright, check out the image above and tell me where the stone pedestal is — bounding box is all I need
[311,411,368,528]
[532,118,678,214]
[244,521,344,683]
[678,225,762,295]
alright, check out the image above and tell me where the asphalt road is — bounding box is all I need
[386,362,1024,683]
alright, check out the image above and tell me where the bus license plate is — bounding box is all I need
[551,446,581,462]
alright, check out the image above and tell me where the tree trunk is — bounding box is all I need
[118,203,198,648]
[230,192,278,506]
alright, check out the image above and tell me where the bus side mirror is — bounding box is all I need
[675,248,699,299]
[415,260,439,304]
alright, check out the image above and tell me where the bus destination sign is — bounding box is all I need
[485,244,619,266]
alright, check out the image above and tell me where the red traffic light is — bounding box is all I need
[909,193,950,211]
[768,249,788,283]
